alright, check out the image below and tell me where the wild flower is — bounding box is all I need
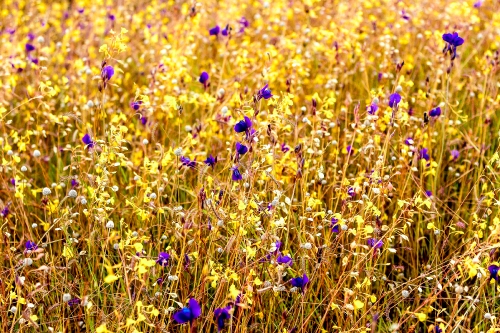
[173,298,201,324]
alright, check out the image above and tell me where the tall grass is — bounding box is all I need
[1,0,500,332]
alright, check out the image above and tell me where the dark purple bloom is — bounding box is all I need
[489,265,499,281]
[27,33,35,40]
[451,149,459,161]
[331,218,340,233]
[235,142,248,155]
[419,148,430,161]
[1,205,9,218]
[102,65,114,80]
[173,298,201,324]
[425,190,433,197]
[204,155,217,168]
[290,274,309,293]
[347,187,356,197]
[209,25,220,36]
[231,167,242,181]
[184,254,191,269]
[199,71,209,85]
[429,107,441,117]
[156,252,170,266]
[274,241,282,253]
[367,238,383,249]
[239,17,249,28]
[281,143,290,153]
[367,104,378,115]
[140,116,147,126]
[30,57,38,65]
[214,306,232,332]
[131,101,142,110]
[68,298,81,306]
[70,179,79,188]
[277,254,293,265]
[82,134,95,148]
[474,1,483,8]
[10,178,16,186]
[257,84,273,100]
[77,8,85,13]
[180,156,196,168]
[108,14,116,21]
[25,43,35,52]
[25,240,38,251]
[388,93,401,108]
[401,10,410,20]
[404,137,414,146]
[221,25,229,36]
[234,116,252,134]
[442,32,464,47]
[346,145,352,153]
[434,326,443,333]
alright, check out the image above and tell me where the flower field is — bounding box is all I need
[1,0,500,332]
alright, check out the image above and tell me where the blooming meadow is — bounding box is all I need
[1,0,500,332]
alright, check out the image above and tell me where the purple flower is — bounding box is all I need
[70,179,79,188]
[404,137,414,146]
[367,238,383,249]
[82,134,95,148]
[199,71,209,85]
[204,155,217,168]
[474,0,483,8]
[235,142,248,155]
[442,32,465,47]
[231,167,243,181]
[108,14,116,21]
[331,218,340,233]
[277,254,293,266]
[209,25,220,36]
[173,298,201,324]
[451,149,460,161]
[388,93,401,108]
[1,205,9,218]
[221,25,230,36]
[347,187,356,197]
[102,65,114,81]
[25,43,35,52]
[367,104,378,115]
[10,178,16,186]
[257,84,273,100]
[25,240,38,252]
[425,190,433,197]
[239,17,249,28]
[180,156,196,168]
[140,116,147,126]
[429,107,441,117]
[442,32,465,60]
[156,252,170,266]
[434,326,443,333]
[68,298,81,306]
[290,274,309,293]
[281,143,290,153]
[234,116,253,134]
[131,101,142,110]
[488,264,499,281]
[346,145,352,153]
[419,148,430,161]
[214,306,232,332]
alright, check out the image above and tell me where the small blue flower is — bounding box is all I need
[25,43,35,52]
[290,274,309,293]
[102,65,114,80]
[442,32,464,47]
[234,116,253,134]
[331,218,340,233]
[388,93,401,108]
[199,71,209,85]
[221,24,230,36]
[257,84,273,100]
[156,252,170,266]
[173,298,201,324]
[451,149,459,161]
[25,240,38,252]
[214,306,232,332]
[209,25,220,36]
[235,142,248,155]
[180,156,196,168]
[82,134,95,148]
[204,155,217,168]
[277,254,293,266]
[367,238,383,249]
[429,107,441,117]
[231,167,243,181]
[419,148,430,161]
[489,264,499,281]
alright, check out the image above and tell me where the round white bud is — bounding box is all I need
[42,187,51,196]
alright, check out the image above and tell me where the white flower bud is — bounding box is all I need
[21,166,27,172]
[33,150,41,157]
[42,187,51,196]
[63,293,72,302]
[106,221,115,229]
[68,189,77,198]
